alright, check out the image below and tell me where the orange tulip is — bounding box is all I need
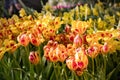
[29,51,40,65]
[56,44,68,62]
[101,42,109,54]
[29,33,42,46]
[66,48,88,76]
[87,44,100,58]
[17,33,29,46]
[73,34,83,48]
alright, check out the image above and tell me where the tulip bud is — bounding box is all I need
[29,51,40,65]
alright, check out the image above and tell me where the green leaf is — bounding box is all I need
[106,62,120,80]
[56,24,66,34]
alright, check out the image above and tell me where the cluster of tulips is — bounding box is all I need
[0,1,120,79]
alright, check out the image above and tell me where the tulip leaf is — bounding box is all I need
[106,62,120,80]
[56,24,66,34]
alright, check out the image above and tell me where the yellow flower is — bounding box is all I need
[71,20,90,35]
[0,39,2,47]
[87,43,101,58]
[104,15,115,27]
[10,25,19,34]
[43,3,53,12]
[94,1,104,14]
[0,47,6,60]
[97,18,107,30]
[0,47,10,60]
[116,11,120,17]
[3,39,19,53]
[54,17,63,30]
[11,15,19,22]
[93,8,98,16]
[62,12,73,24]
[19,8,27,17]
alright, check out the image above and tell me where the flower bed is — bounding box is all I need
[0,1,120,80]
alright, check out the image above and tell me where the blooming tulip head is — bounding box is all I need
[56,44,68,62]
[66,48,88,76]
[17,33,30,46]
[29,33,44,46]
[48,48,59,62]
[75,48,88,70]
[66,56,77,71]
[44,40,59,62]
[29,51,40,65]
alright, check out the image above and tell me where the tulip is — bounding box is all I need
[67,44,76,56]
[0,47,6,60]
[17,33,29,46]
[66,48,88,76]
[73,34,83,47]
[44,40,59,62]
[29,33,42,46]
[87,45,100,58]
[29,51,40,65]
[66,56,77,71]
[75,48,88,70]
[56,44,68,62]
[48,48,59,62]
[101,42,109,54]
[44,46,51,61]
[65,24,71,33]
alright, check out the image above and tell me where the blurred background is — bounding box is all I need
[0,0,120,18]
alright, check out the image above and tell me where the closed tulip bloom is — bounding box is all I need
[87,46,99,58]
[101,42,109,54]
[29,51,40,65]
[17,33,29,46]
[29,33,41,46]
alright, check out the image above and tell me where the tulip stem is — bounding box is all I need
[53,63,58,80]
[38,46,41,64]
[30,64,34,80]
[62,63,68,80]
[72,71,79,80]
[92,58,95,80]
[103,55,107,80]
[25,46,34,80]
